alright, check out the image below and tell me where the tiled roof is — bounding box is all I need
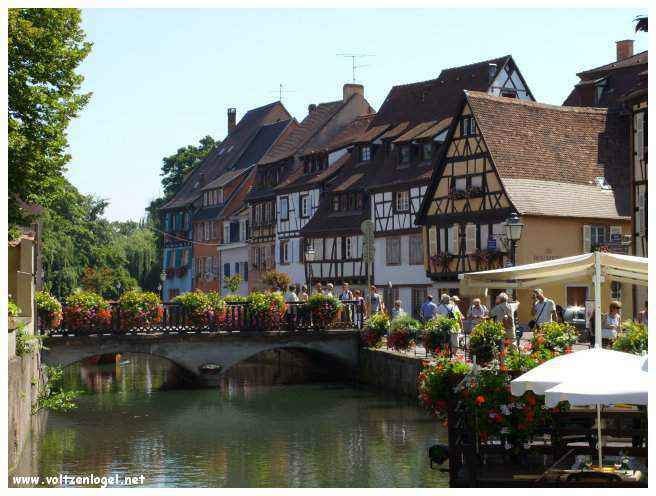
[379,122,410,140]
[274,152,351,195]
[201,168,247,191]
[258,99,348,165]
[161,101,292,210]
[577,50,648,76]
[369,55,512,129]
[300,114,378,156]
[393,120,439,143]
[465,91,630,218]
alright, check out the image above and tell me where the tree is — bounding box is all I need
[223,274,243,294]
[160,135,218,198]
[261,270,292,291]
[8,8,92,228]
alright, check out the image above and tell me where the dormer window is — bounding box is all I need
[501,90,517,98]
[422,143,432,161]
[594,79,608,105]
[461,116,476,136]
[400,145,411,165]
[360,145,371,162]
[395,191,410,212]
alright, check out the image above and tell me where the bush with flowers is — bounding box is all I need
[388,315,421,351]
[246,291,285,331]
[206,291,227,324]
[418,351,472,421]
[422,316,459,354]
[468,320,505,364]
[173,290,212,328]
[118,290,163,332]
[361,312,390,347]
[35,291,63,330]
[530,321,577,354]
[306,294,342,329]
[63,291,112,334]
[613,320,648,355]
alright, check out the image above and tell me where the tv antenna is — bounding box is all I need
[269,83,296,103]
[337,53,374,83]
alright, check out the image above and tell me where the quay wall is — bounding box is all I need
[358,348,424,400]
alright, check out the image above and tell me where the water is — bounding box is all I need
[21,354,448,488]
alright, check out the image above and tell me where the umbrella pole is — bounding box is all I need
[593,251,602,349]
[597,403,603,468]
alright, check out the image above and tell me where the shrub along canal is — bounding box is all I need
[14,352,448,488]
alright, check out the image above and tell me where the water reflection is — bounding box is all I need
[24,353,448,487]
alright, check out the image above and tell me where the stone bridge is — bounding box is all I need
[41,331,361,386]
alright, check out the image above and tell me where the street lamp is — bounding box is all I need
[116,281,122,298]
[160,271,166,300]
[504,212,524,266]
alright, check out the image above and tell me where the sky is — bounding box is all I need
[64,8,648,222]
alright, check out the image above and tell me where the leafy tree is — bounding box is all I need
[261,270,292,291]
[8,8,92,228]
[160,135,218,198]
[223,274,243,294]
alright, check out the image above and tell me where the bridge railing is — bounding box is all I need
[38,300,365,336]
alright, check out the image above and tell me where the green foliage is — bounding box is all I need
[390,315,422,338]
[223,274,243,294]
[306,294,342,328]
[64,291,109,312]
[531,322,578,354]
[8,299,21,318]
[160,136,217,198]
[33,365,82,414]
[366,312,391,334]
[261,270,292,290]
[206,292,226,313]
[35,291,62,314]
[15,328,44,357]
[173,290,211,313]
[80,266,139,300]
[224,294,248,304]
[469,320,505,364]
[422,316,459,352]
[247,291,285,315]
[613,320,648,355]
[118,290,162,329]
[8,8,92,228]
[418,353,472,420]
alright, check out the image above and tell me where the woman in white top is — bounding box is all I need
[606,300,622,330]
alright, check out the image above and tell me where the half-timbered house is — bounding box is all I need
[564,39,647,316]
[416,91,632,322]
[362,55,534,316]
[246,84,373,290]
[160,102,292,301]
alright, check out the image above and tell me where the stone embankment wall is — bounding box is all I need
[358,348,424,400]
[8,351,45,474]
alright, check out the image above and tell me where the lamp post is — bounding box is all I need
[304,243,315,290]
[504,212,524,267]
[116,281,122,299]
[160,270,166,301]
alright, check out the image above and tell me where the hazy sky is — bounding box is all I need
[65,8,648,221]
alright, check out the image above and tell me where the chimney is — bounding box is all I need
[343,83,364,102]
[488,63,497,83]
[227,108,236,134]
[308,103,317,114]
[616,40,634,61]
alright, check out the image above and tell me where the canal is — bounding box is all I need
[17,353,448,488]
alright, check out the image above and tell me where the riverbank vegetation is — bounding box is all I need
[33,365,82,415]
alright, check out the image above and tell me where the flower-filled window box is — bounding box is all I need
[429,252,452,272]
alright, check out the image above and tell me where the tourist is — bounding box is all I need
[324,283,335,298]
[339,282,353,324]
[450,295,464,328]
[299,285,309,302]
[435,294,457,318]
[339,282,353,301]
[490,292,515,341]
[420,294,438,322]
[369,285,384,315]
[530,288,557,329]
[314,282,323,295]
[390,300,406,320]
[606,300,622,331]
[353,289,365,327]
[638,301,648,327]
[284,285,299,303]
[466,298,488,331]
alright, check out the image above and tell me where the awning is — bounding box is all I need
[459,252,648,292]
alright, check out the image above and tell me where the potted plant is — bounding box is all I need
[63,291,112,334]
[422,315,459,354]
[361,312,390,348]
[418,352,472,421]
[306,294,342,329]
[387,315,421,351]
[530,321,578,354]
[35,291,63,331]
[173,290,212,328]
[612,320,648,355]
[469,320,505,364]
[246,291,285,331]
[206,291,226,328]
[118,290,163,332]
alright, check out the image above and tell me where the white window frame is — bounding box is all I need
[300,194,310,218]
[360,145,371,162]
[395,191,410,212]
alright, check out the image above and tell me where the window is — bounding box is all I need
[422,143,432,160]
[411,287,428,320]
[462,116,476,136]
[344,237,352,259]
[224,263,230,277]
[223,223,230,244]
[454,177,467,192]
[204,221,210,241]
[409,234,423,265]
[360,145,371,162]
[279,240,289,265]
[386,237,401,265]
[470,175,483,189]
[181,248,190,266]
[280,196,289,221]
[611,281,622,300]
[395,191,410,212]
[591,226,606,247]
[217,188,223,204]
[230,221,239,242]
[400,146,411,165]
[500,90,517,98]
[300,194,310,218]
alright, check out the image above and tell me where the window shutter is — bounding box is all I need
[636,112,644,161]
[439,228,446,254]
[174,248,182,268]
[449,225,459,254]
[428,227,437,256]
[637,192,646,235]
[480,224,489,250]
[165,213,171,231]
[163,249,170,269]
[465,223,477,254]
[582,225,592,253]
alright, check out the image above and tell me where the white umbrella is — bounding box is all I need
[511,349,646,467]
